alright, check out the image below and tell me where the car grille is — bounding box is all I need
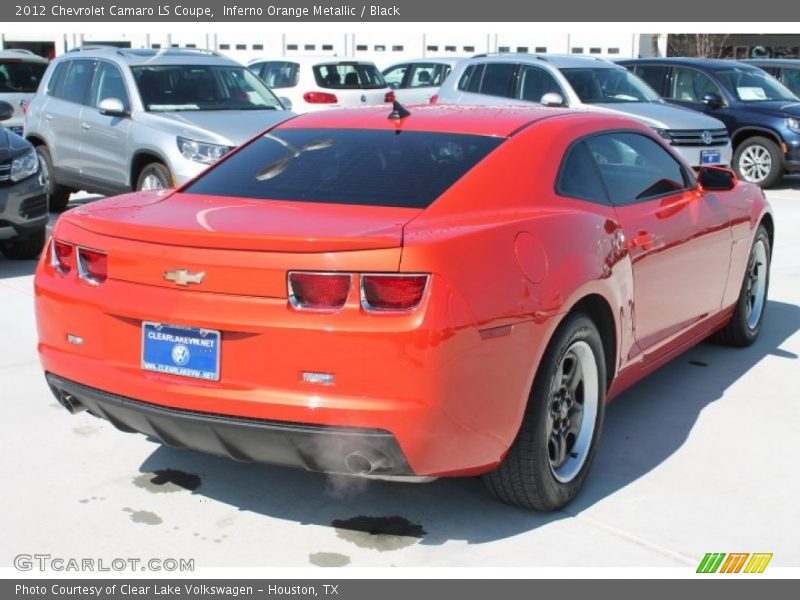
[668,128,729,147]
[19,193,48,219]
[0,162,10,184]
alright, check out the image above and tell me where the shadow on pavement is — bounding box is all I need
[137,300,800,544]
[771,175,800,192]
[0,257,38,279]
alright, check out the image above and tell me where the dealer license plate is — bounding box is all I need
[700,149,721,165]
[141,322,220,381]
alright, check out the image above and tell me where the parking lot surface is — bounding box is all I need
[2,182,799,569]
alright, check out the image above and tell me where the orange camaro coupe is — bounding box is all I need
[35,105,773,509]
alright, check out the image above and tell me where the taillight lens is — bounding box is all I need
[384,90,396,103]
[361,275,429,311]
[51,240,74,274]
[288,272,351,310]
[429,94,439,104]
[303,91,338,104]
[76,248,108,285]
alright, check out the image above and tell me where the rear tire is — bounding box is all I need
[713,225,771,347]
[483,312,606,510]
[136,163,172,191]
[2,227,46,260]
[35,145,72,212]
[733,136,783,189]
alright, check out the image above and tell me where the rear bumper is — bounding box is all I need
[46,372,416,477]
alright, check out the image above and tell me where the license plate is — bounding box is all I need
[700,149,721,165]
[141,322,220,381]
[9,126,23,136]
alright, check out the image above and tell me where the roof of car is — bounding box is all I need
[743,58,800,68]
[276,103,619,137]
[617,57,757,69]
[0,49,49,63]
[248,56,379,67]
[61,47,241,66]
[382,57,466,68]
[468,53,621,69]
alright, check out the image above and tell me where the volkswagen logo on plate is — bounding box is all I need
[702,130,713,145]
[171,344,191,366]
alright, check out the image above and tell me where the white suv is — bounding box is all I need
[249,57,394,112]
[0,49,49,136]
[436,54,733,169]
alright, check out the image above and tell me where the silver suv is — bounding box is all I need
[25,47,291,211]
[436,54,733,169]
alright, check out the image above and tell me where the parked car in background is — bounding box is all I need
[743,59,800,97]
[619,58,800,188]
[0,100,47,259]
[436,54,732,169]
[381,58,462,104]
[248,57,394,112]
[0,49,49,137]
[37,105,772,511]
[25,47,291,212]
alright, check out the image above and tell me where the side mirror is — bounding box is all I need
[702,92,723,109]
[540,92,565,107]
[97,97,129,117]
[0,100,13,121]
[698,166,737,191]
[278,96,293,111]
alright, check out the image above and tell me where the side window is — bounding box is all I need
[516,65,562,103]
[586,132,689,205]
[477,63,516,97]
[431,64,451,86]
[458,64,483,93]
[59,59,95,104]
[631,65,669,95]
[669,67,723,102]
[46,62,69,97]
[257,62,299,88]
[408,64,438,88]
[556,141,609,204]
[779,68,800,96]
[382,65,407,88]
[91,62,130,111]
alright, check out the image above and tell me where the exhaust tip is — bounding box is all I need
[344,449,391,475]
[52,387,87,414]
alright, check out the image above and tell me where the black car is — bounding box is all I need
[0,100,48,259]
[618,57,800,188]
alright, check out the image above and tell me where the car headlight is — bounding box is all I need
[177,137,231,164]
[787,118,800,134]
[653,128,673,142]
[9,148,39,182]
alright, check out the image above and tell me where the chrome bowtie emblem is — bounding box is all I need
[702,130,713,145]
[163,268,205,286]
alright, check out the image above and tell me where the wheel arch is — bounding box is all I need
[565,293,618,391]
[731,127,783,150]
[759,211,775,250]
[25,134,47,147]
[130,150,171,189]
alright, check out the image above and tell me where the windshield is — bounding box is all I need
[184,128,504,208]
[131,65,283,111]
[561,67,661,103]
[712,66,798,102]
[0,60,47,93]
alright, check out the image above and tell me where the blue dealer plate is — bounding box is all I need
[141,322,220,381]
[701,149,721,165]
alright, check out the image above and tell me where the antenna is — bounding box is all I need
[388,100,411,120]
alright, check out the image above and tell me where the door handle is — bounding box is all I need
[44,113,53,121]
[80,123,91,130]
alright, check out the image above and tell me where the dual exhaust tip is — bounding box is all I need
[344,448,391,475]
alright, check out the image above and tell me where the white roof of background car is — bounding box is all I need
[470,53,621,69]
[0,49,49,63]
[384,57,467,66]
[247,55,380,67]
[62,46,243,67]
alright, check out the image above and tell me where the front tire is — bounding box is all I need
[483,313,606,510]
[733,136,783,188]
[136,163,172,191]
[2,227,46,260]
[35,146,72,212]
[714,225,771,347]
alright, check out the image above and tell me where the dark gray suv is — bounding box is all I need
[0,100,47,259]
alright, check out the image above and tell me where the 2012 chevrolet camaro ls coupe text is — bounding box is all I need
[35,105,773,510]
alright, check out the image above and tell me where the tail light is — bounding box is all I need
[303,91,338,104]
[429,94,439,104]
[384,90,396,103]
[288,272,351,310]
[51,240,74,274]
[361,274,429,312]
[76,248,108,285]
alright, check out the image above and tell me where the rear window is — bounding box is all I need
[313,63,386,89]
[0,60,47,93]
[255,61,300,89]
[184,128,504,209]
